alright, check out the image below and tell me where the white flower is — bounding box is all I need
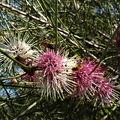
[0,33,39,71]
[3,40,37,59]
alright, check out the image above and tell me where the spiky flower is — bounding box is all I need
[37,50,76,100]
[0,33,38,71]
[3,38,37,59]
[72,59,96,100]
[72,58,119,106]
[93,77,119,106]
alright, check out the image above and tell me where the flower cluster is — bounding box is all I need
[0,37,119,106]
[72,59,119,106]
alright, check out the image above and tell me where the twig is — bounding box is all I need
[0,2,47,24]
[89,24,120,75]
[13,99,40,120]
[91,26,110,39]
[0,2,105,49]
[0,48,29,70]
[55,0,58,51]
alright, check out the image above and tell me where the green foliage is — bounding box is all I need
[0,0,120,120]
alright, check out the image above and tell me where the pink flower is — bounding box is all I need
[37,50,76,100]
[38,50,64,79]
[81,59,104,78]
[72,58,119,105]
[93,78,119,106]
[72,59,97,100]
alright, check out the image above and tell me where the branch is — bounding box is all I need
[0,2,107,49]
[92,26,110,39]
[0,2,47,24]
[89,24,120,75]
[0,48,29,70]
[13,100,39,120]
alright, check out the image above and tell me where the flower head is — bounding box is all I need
[37,50,76,100]
[3,39,37,59]
[81,58,103,78]
[38,50,63,78]
[72,58,119,106]
[72,59,102,100]
[93,77,119,106]
[0,33,38,71]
